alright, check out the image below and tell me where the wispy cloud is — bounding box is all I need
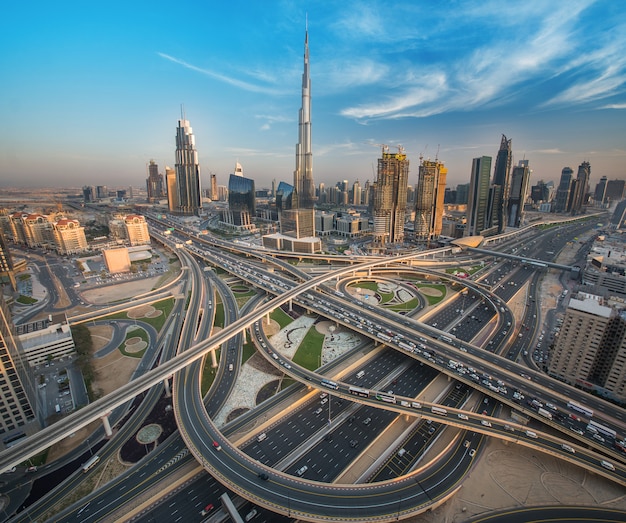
[157,52,285,95]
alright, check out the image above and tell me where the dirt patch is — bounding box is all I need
[81,277,165,305]
[124,339,147,354]
[128,304,156,319]
[262,319,281,337]
[419,287,444,297]
[89,325,114,350]
[91,348,141,397]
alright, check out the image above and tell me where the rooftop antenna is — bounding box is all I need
[435,144,440,161]
[180,104,185,121]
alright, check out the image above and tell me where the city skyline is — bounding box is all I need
[1,1,625,190]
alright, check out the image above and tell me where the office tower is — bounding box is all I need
[414,159,447,243]
[491,135,512,233]
[605,179,626,203]
[96,185,108,199]
[465,156,492,236]
[52,218,88,255]
[234,162,244,177]
[594,176,608,206]
[373,146,409,245]
[363,180,371,206]
[570,161,591,215]
[271,179,277,198]
[610,200,626,230]
[224,172,256,230]
[293,27,315,209]
[507,160,531,227]
[124,215,151,246]
[280,208,315,238]
[0,294,38,435]
[555,167,574,213]
[174,115,202,216]
[82,186,95,203]
[210,174,218,201]
[0,230,16,291]
[146,160,164,203]
[530,180,550,204]
[455,183,469,205]
[548,292,626,402]
[352,180,362,206]
[276,182,294,212]
[166,166,178,213]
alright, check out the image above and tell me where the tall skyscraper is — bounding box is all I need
[0,294,38,434]
[606,179,626,204]
[570,161,591,215]
[210,174,218,201]
[555,167,574,213]
[224,172,256,230]
[466,156,492,236]
[0,230,16,291]
[146,160,164,203]
[373,146,409,245]
[491,135,512,233]
[507,160,531,227]
[352,180,362,206]
[166,166,178,213]
[414,159,448,243]
[293,26,315,209]
[174,115,202,216]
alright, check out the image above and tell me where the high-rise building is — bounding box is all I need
[124,215,151,246]
[570,161,591,215]
[555,167,574,213]
[210,174,218,201]
[223,172,256,230]
[373,146,409,245]
[594,176,608,206]
[491,135,512,233]
[53,218,88,255]
[352,180,361,206]
[165,166,178,213]
[414,159,447,243]
[0,294,38,435]
[507,160,531,227]
[605,179,626,204]
[0,230,16,291]
[548,292,626,402]
[530,180,550,204]
[455,183,469,205]
[293,27,315,209]
[82,186,95,204]
[174,116,202,216]
[146,160,164,203]
[466,156,492,236]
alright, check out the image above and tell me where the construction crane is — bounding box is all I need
[365,142,389,154]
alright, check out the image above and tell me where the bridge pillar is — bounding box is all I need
[266,313,271,325]
[288,299,293,312]
[164,377,172,397]
[101,413,113,437]
[211,349,218,368]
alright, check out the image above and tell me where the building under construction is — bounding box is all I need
[414,159,447,243]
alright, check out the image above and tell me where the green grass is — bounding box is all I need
[292,326,324,370]
[18,274,31,281]
[349,281,378,292]
[100,298,174,333]
[200,348,220,396]
[386,297,421,312]
[118,326,148,358]
[419,284,447,305]
[242,339,257,364]
[271,308,293,329]
[214,303,225,328]
[378,291,395,304]
[17,295,37,304]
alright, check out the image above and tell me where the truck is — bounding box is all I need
[538,407,553,420]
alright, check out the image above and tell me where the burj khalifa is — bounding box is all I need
[293,27,315,209]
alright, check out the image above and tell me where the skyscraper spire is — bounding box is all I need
[293,21,314,209]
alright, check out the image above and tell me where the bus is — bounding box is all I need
[439,335,454,344]
[567,401,594,418]
[538,408,553,420]
[588,420,617,439]
[320,379,338,390]
[348,386,370,398]
[375,393,396,404]
[431,406,448,416]
[82,455,100,473]
[3,431,26,448]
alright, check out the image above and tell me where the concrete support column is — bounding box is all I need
[164,377,172,397]
[101,413,113,437]
[288,299,293,312]
[211,349,218,368]
[266,313,271,325]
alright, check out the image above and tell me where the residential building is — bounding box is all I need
[124,215,151,246]
[52,218,88,255]
[414,159,447,243]
[166,166,178,213]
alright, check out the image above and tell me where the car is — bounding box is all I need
[570,427,584,435]
[469,449,476,457]
[319,393,328,399]
[200,503,214,516]
[593,433,606,443]
[428,426,436,435]
[26,466,37,472]
[212,441,222,451]
[314,407,323,415]
[320,398,328,405]
[296,465,308,476]
[258,472,269,481]
[245,508,258,521]
[504,424,515,432]
[350,439,359,448]
[463,440,470,448]
[363,417,371,425]
[481,420,492,427]
[561,444,575,453]
[458,413,469,420]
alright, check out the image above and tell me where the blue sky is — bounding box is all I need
[1,0,625,191]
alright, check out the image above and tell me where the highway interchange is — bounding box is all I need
[3,216,626,522]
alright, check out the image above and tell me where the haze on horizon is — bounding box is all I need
[1,0,625,191]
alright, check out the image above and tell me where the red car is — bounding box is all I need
[212,441,222,451]
[200,503,214,515]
